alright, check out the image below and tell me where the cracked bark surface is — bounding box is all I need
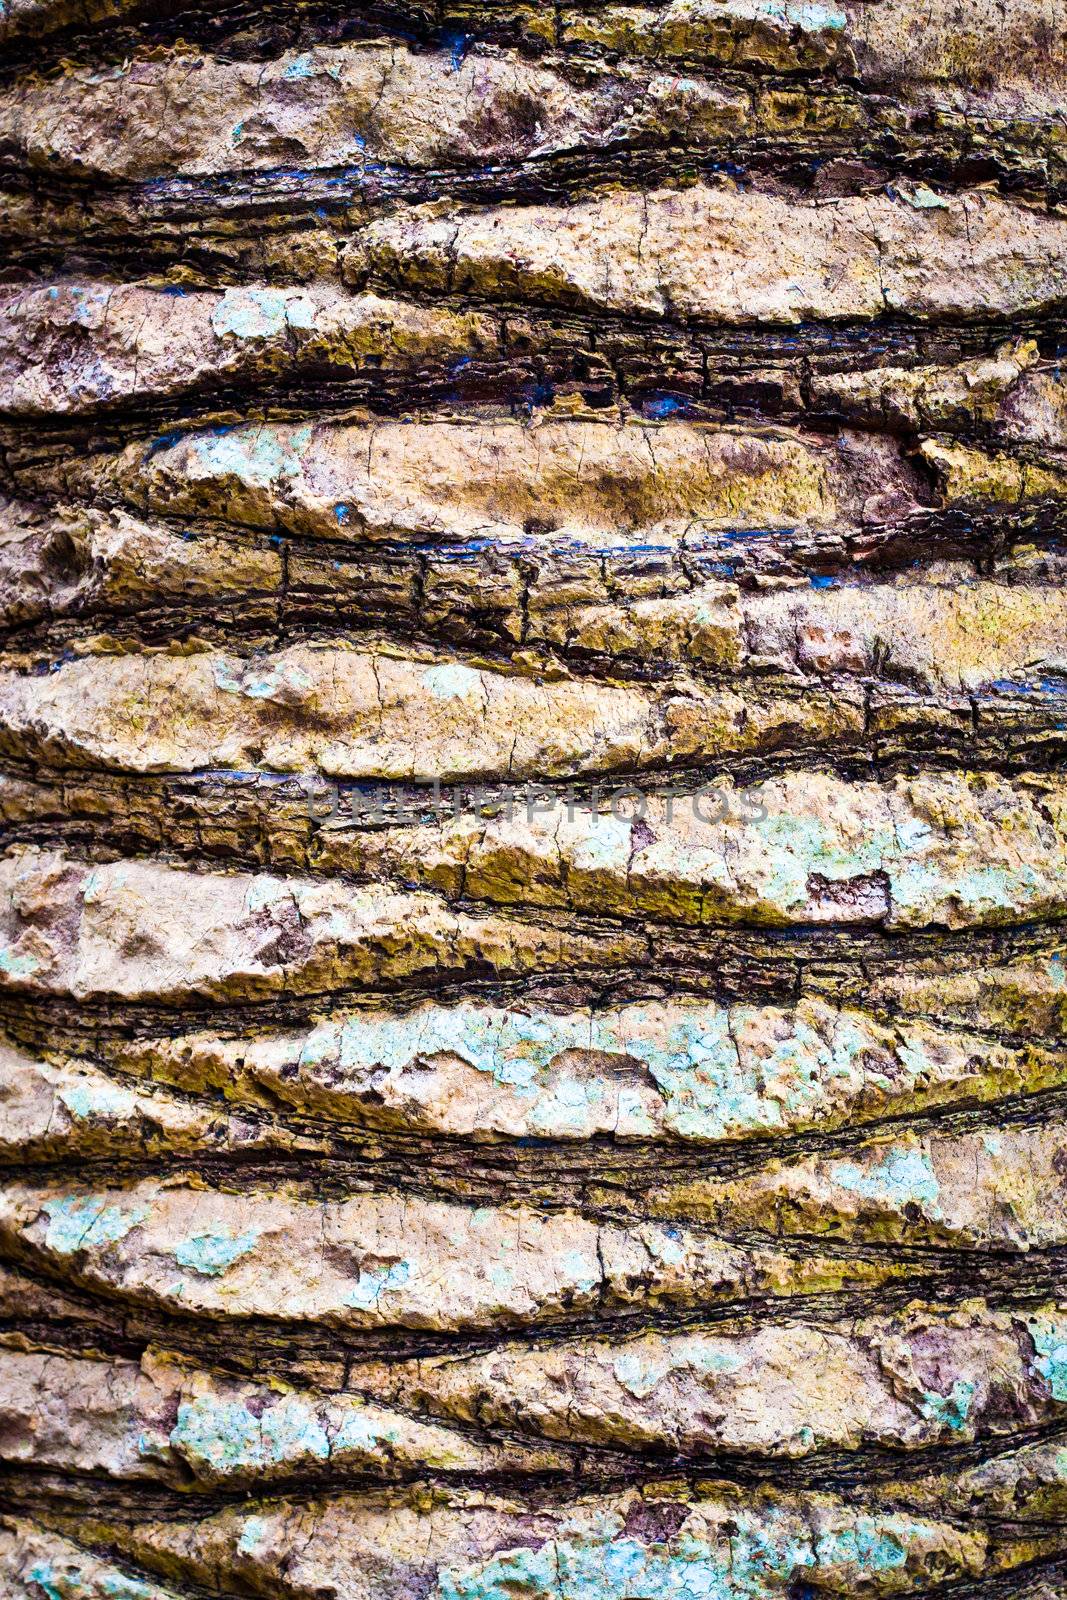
[2,1,1067,1597]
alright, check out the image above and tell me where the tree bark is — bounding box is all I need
[1,1,1067,1596]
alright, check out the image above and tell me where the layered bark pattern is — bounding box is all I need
[2,0,1067,1596]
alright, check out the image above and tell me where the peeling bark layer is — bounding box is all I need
[2,1,1067,1598]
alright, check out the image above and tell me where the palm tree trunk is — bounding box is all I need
[1,2,1067,1595]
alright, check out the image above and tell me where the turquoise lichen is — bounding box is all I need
[331,1403,400,1456]
[211,287,317,340]
[747,809,896,911]
[344,1258,412,1309]
[281,51,316,78]
[779,0,846,29]
[336,1002,593,1093]
[0,945,41,977]
[313,996,920,1144]
[243,876,289,914]
[1029,1313,1067,1401]
[212,287,289,339]
[920,1378,976,1431]
[420,663,485,700]
[569,816,632,873]
[689,1344,745,1377]
[173,1227,259,1276]
[613,1336,743,1401]
[434,1508,921,1600]
[611,1338,682,1400]
[812,1521,907,1570]
[190,422,314,489]
[890,861,1041,926]
[170,1394,329,1476]
[97,1573,157,1598]
[561,1247,600,1294]
[245,663,313,699]
[58,1079,138,1122]
[904,184,950,209]
[81,863,128,904]
[237,1515,270,1555]
[212,657,313,701]
[831,1146,941,1214]
[28,1563,64,1600]
[631,1003,784,1141]
[644,1229,686,1268]
[42,1196,148,1254]
[27,1557,160,1600]
[435,1536,725,1600]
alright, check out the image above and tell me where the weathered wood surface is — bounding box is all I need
[2,0,1067,1596]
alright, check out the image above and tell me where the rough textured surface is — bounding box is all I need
[3,0,1067,1597]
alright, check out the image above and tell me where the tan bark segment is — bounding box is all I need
[5,501,1067,691]
[0,284,502,414]
[44,414,850,540]
[0,846,645,1002]
[621,1120,1067,1249]
[101,996,1067,1145]
[347,1301,1067,1457]
[0,1347,569,1484]
[349,185,1067,325]
[0,44,747,182]
[0,1038,309,1160]
[0,1177,907,1331]
[321,771,1067,931]
[0,641,867,779]
[0,1520,186,1600]
[1,1493,1020,1600]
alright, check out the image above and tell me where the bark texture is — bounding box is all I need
[1,0,1067,1597]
